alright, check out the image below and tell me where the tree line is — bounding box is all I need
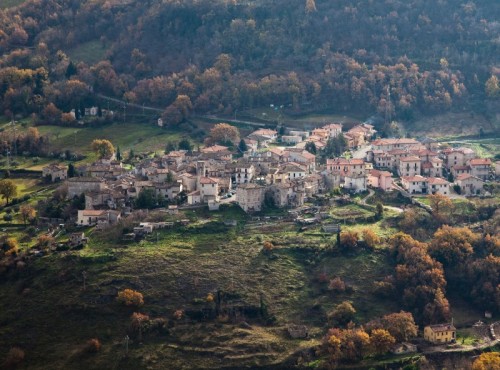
[0,0,498,126]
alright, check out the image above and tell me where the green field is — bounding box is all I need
[238,107,362,129]
[2,121,189,158]
[66,40,108,65]
[0,213,402,369]
[0,0,26,9]
[440,137,500,159]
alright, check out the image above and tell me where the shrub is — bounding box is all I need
[263,241,274,253]
[328,277,346,292]
[328,301,356,326]
[173,309,184,320]
[362,229,381,249]
[84,338,101,353]
[37,235,55,248]
[340,231,359,250]
[3,347,25,368]
[2,214,12,222]
[117,289,144,307]
[317,272,329,284]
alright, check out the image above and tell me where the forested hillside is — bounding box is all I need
[0,0,499,125]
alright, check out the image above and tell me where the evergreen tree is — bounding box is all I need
[116,146,122,161]
[165,141,177,154]
[65,61,77,79]
[67,163,75,178]
[238,139,248,152]
[178,138,192,151]
[305,141,317,155]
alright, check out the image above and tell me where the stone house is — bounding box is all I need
[326,158,366,180]
[198,177,220,203]
[368,169,393,191]
[398,156,421,177]
[423,323,456,344]
[371,138,422,152]
[391,342,417,354]
[179,173,197,193]
[237,183,265,212]
[77,209,121,226]
[344,174,367,193]
[281,135,303,145]
[467,158,492,181]
[155,181,183,201]
[233,162,255,184]
[427,177,450,195]
[69,232,88,246]
[401,175,428,194]
[268,182,305,208]
[285,149,316,172]
[451,165,472,179]
[442,147,475,169]
[322,123,343,138]
[455,174,484,195]
[42,164,68,182]
[67,177,106,198]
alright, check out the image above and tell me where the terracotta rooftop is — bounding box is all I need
[427,177,449,185]
[427,324,456,332]
[401,175,427,182]
[468,158,492,166]
[201,145,229,153]
[399,156,421,162]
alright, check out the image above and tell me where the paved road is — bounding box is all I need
[97,94,267,128]
[359,189,375,205]
[352,144,371,160]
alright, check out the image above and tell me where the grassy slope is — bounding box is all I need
[0,119,189,158]
[0,210,401,369]
[0,0,26,9]
[66,40,108,65]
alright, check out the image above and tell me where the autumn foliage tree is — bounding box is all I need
[328,277,346,292]
[325,326,371,364]
[469,254,500,313]
[19,204,36,226]
[362,228,381,249]
[161,95,193,126]
[472,352,500,370]
[340,230,359,251]
[91,139,115,159]
[428,193,453,223]
[130,312,149,341]
[328,301,356,326]
[389,233,449,323]
[84,338,101,353]
[0,179,18,205]
[428,225,476,269]
[117,289,144,307]
[209,123,240,145]
[381,311,418,342]
[369,329,395,356]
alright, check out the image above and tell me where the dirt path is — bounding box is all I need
[359,189,375,205]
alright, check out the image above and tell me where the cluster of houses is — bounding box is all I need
[41,121,498,224]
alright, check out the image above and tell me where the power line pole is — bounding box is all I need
[385,86,392,127]
[82,271,87,291]
[124,335,129,356]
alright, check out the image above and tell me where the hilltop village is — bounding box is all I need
[40,121,498,230]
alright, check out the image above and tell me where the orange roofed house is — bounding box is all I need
[467,158,492,181]
[423,323,456,344]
